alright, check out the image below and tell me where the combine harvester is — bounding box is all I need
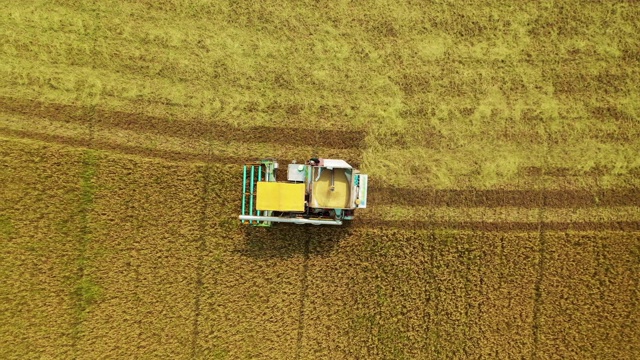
[239,158,368,226]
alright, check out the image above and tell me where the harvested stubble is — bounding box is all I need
[74,153,203,358]
[193,165,306,359]
[535,231,640,358]
[2,137,639,359]
[195,227,306,359]
[0,139,86,359]
[302,229,540,359]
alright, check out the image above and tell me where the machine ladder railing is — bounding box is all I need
[241,164,258,224]
[241,160,277,226]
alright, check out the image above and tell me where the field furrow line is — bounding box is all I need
[421,187,438,354]
[355,220,640,232]
[521,166,640,177]
[0,127,234,163]
[370,187,640,208]
[5,128,636,233]
[0,96,365,149]
[364,206,640,225]
[0,117,363,168]
[190,163,212,358]
[1,125,638,218]
[531,183,547,358]
[4,129,636,234]
[295,236,311,360]
[70,105,97,357]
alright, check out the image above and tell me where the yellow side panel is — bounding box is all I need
[256,182,306,212]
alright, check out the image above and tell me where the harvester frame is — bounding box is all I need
[239,158,368,226]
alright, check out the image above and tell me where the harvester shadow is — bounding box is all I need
[238,222,354,259]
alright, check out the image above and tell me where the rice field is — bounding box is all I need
[1,0,639,358]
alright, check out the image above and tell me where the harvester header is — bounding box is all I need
[239,158,368,226]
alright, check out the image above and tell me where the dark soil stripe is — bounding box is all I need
[532,189,546,358]
[0,127,239,163]
[3,128,637,210]
[191,164,211,358]
[0,96,365,149]
[370,187,640,208]
[295,237,311,360]
[356,220,640,232]
[238,220,639,232]
[591,106,637,124]
[551,68,636,96]
[1,127,363,169]
[521,166,640,177]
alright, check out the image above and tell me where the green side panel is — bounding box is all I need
[249,166,255,224]
[257,166,262,218]
[241,165,247,223]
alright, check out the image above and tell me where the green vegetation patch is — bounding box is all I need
[0,215,13,239]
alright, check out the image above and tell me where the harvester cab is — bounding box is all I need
[239,158,368,226]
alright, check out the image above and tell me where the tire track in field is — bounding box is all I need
[522,166,640,178]
[0,96,365,149]
[0,127,364,169]
[3,126,639,226]
[369,187,640,208]
[2,126,638,218]
[70,106,97,358]
[531,179,547,359]
[531,122,551,359]
[0,127,220,162]
[417,186,438,355]
[190,163,212,358]
[188,104,219,357]
[295,236,311,360]
[360,220,640,232]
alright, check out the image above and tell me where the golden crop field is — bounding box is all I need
[1,0,639,358]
